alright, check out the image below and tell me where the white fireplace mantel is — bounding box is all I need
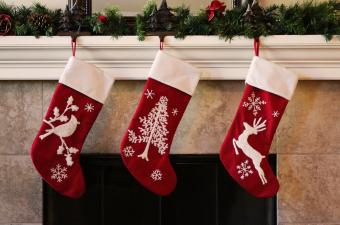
[1,35,340,80]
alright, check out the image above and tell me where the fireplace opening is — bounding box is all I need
[43,154,277,225]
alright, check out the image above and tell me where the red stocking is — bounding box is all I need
[31,57,114,198]
[220,56,298,198]
[120,51,200,196]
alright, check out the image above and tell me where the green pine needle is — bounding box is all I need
[0,0,339,40]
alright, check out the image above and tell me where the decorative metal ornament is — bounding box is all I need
[59,6,72,32]
[243,0,264,24]
[0,14,12,35]
[68,0,92,16]
[59,0,91,35]
[243,4,253,21]
[68,1,86,24]
[252,0,258,7]
[233,0,253,8]
[148,0,175,32]
[250,0,263,13]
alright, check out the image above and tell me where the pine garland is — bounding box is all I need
[270,1,340,40]
[217,7,244,40]
[137,0,340,41]
[89,6,128,38]
[15,3,61,37]
[0,1,13,15]
[136,0,158,41]
[13,5,31,36]
[0,0,339,40]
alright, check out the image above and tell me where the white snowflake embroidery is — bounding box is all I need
[128,96,169,162]
[84,103,94,112]
[40,96,80,167]
[144,89,155,99]
[51,164,68,183]
[236,160,254,180]
[242,92,266,116]
[123,146,135,157]
[272,111,280,118]
[151,169,162,181]
[172,108,179,116]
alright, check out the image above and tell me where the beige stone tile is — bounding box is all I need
[277,81,340,154]
[0,156,42,223]
[278,154,340,223]
[84,81,144,153]
[100,80,263,155]
[0,81,42,155]
[42,81,57,114]
[172,81,242,154]
[98,80,248,155]
[173,81,278,154]
[0,223,42,225]
[84,80,246,154]
[43,81,280,154]
[280,223,340,225]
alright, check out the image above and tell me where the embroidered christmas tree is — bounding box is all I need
[128,96,169,161]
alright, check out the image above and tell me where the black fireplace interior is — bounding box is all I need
[43,154,277,225]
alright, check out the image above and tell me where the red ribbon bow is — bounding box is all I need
[206,0,226,22]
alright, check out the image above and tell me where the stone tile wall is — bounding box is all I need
[0,80,339,225]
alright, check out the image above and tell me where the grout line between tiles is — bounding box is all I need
[276,153,340,155]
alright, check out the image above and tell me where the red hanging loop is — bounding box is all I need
[71,38,77,57]
[159,36,165,50]
[254,37,260,56]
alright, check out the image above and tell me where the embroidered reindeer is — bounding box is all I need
[232,118,267,185]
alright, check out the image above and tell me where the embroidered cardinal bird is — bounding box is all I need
[39,115,80,140]
[206,0,226,21]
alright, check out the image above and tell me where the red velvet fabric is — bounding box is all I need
[220,84,288,198]
[120,78,191,196]
[31,83,102,198]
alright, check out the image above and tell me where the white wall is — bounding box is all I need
[3,0,328,14]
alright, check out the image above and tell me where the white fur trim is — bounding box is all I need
[148,51,200,96]
[59,57,114,104]
[246,56,298,100]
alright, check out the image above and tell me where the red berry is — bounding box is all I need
[98,15,108,24]
[206,0,226,21]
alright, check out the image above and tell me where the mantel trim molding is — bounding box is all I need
[1,35,340,80]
